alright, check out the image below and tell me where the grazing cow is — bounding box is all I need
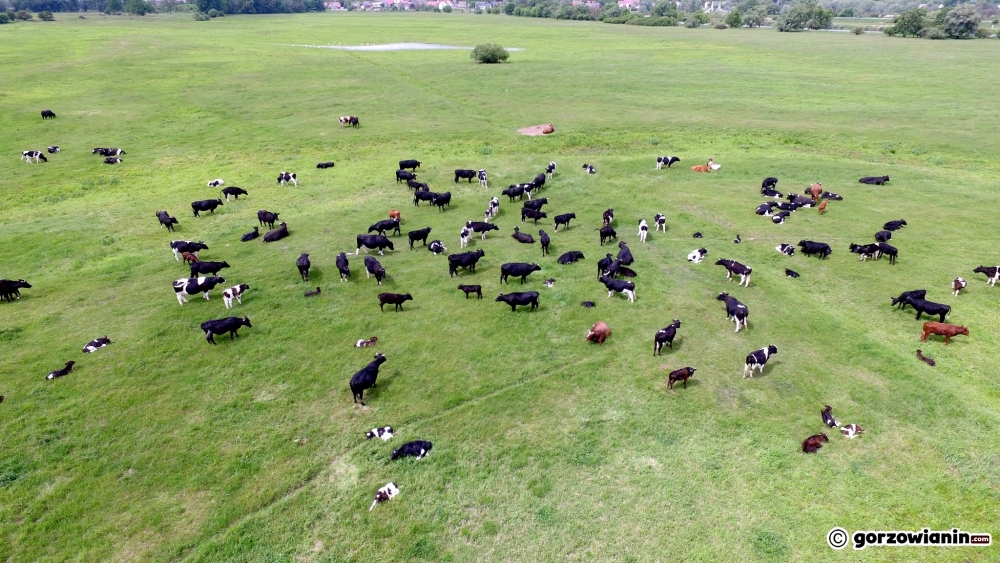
[331,252,351,282]
[877,242,898,264]
[207,179,225,188]
[691,164,710,172]
[366,426,393,440]
[172,276,226,305]
[317,161,335,169]
[501,184,526,202]
[45,361,75,381]
[169,240,208,261]
[356,235,394,255]
[599,226,617,246]
[687,248,708,263]
[191,199,224,217]
[378,292,412,311]
[466,221,499,241]
[916,349,935,366]
[221,187,248,201]
[408,227,432,249]
[771,211,790,224]
[222,284,250,309]
[458,284,482,299]
[585,321,611,344]
[821,405,838,428]
[263,222,289,243]
[413,190,438,206]
[21,150,48,163]
[891,289,926,309]
[103,157,122,165]
[41,109,56,119]
[554,213,576,231]
[776,243,795,256]
[654,319,681,355]
[369,219,401,237]
[903,297,951,322]
[399,159,421,171]
[296,253,311,281]
[156,210,179,231]
[369,482,400,511]
[840,424,864,438]
[743,344,777,378]
[521,208,547,224]
[546,161,556,178]
[557,250,585,265]
[511,227,535,244]
[364,256,386,286]
[83,336,112,353]
[797,240,832,259]
[339,116,355,127]
[47,146,60,154]
[667,367,696,390]
[637,219,649,243]
[762,177,778,190]
[355,336,378,347]
[883,219,907,231]
[849,243,880,262]
[715,259,752,287]
[241,227,259,242]
[487,197,499,218]
[539,230,550,256]
[392,440,432,460]
[532,173,546,191]
[802,433,829,453]
[448,249,485,277]
[859,175,890,185]
[495,291,539,312]
[396,170,417,183]
[181,252,200,264]
[428,240,447,255]
[455,169,477,183]
[953,277,967,296]
[921,322,968,345]
[432,192,452,210]
[817,200,828,214]
[717,292,749,333]
[616,241,634,266]
[477,169,488,188]
[257,210,280,229]
[523,198,548,211]
[656,156,680,170]
[874,230,892,243]
[305,287,321,297]
[277,172,297,186]
[785,268,800,278]
[809,182,822,202]
[598,274,635,302]
[602,208,614,226]
[500,262,541,284]
[350,353,387,405]
[972,266,1000,286]
[409,179,430,192]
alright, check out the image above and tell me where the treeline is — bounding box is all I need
[0,0,322,12]
[196,0,323,14]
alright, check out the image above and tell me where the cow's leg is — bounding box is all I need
[203,292,210,300]
[177,293,186,305]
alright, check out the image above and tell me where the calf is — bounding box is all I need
[771,211,790,224]
[785,268,800,278]
[190,260,230,277]
[428,240,446,255]
[389,209,401,221]
[22,150,47,163]
[368,218,401,237]
[637,219,648,243]
[653,319,681,355]
[715,259,752,287]
[539,230,550,256]
[691,164,710,172]
[47,146,60,154]
[364,256,387,286]
[173,276,226,305]
[398,159,421,171]
[883,219,907,231]
[431,191,452,210]
[973,266,1000,286]
[617,241,634,265]
[317,161,335,169]
[952,277,967,296]
[487,197,499,218]
[511,227,535,244]
[546,161,556,178]
[468,221,499,240]
[687,248,708,263]
[717,292,749,333]
[41,109,56,119]
[448,249,485,276]
[859,175,890,185]
[407,179,428,191]
[797,240,831,259]
[916,349,935,366]
[554,213,576,231]
[46,361,75,380]
[776,243,794,256]
[849,243,880,262]
[501,184,525,201]
[667,367,696,390]
[350,353,387,405]
[874,230,892,243]
[378,292,412,311]
[460,227,471,249]
[191,199,224,217]
[495,291,539,312]
[558,250,585,264]
[500,262,541,284]
[903,297,951,322]
[584,164,595,174]
[599,226,617,246]
[355,336,378,348]
[241,227,259,242]
[222,283,250,309]
[891,289,926,309]
[356,235,394,255]
[877,242,898,264]
[221,187,248,201]
[921,322,968,345]
[336,252,351,281]
[598,275,635,302]
[455,169,477,183]
[181,252,200,264]
[392,440,432,460]
[653,213,666,232]
[840,424,864,439]
[656,156,680,170]
[408,227,432,249]
[305,287,321,297]
[479,169,489,188]
[156,210,179,231]
[458,284,482,299]
[585,321,611,344]
[257,210,280,229]
[743,344,777,378]
[817,200,828,214]
[802,433,828,453]
[821,405,838,428]
[277,172,297,186]
[521,208,547,224]
[82,336,112,353]
[296,253,311,281]
[339,116,359,128]
[369,483,400,511]
[761,177,778,190]
[396,170,416,183]
[263,222,289,242]
[103,157,122,165]
[170,240,208,261]
[207,179,225,188]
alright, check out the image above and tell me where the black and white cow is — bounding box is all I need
[364,256,387,286]
[221,187,248,201]
[637,219,648,243]
[717,292,749,333]
[428,240,447,255]
[257,210,280,229]
[653,319,681,355]
[761,187,783,198]
[169,240,209,261]
[455,169,477,183]
[103,157,122,165]
[798,240,832,259]
[201,316,252,345]
[366,426,394,441]
[771,211,790,224]
[47,146,60,154]
[656,156,680,170]
[478,169,489,188]
[487,196,499,218]
[554,213,576,231]
[192,199,224,217]
[392,440,432,460]
[190,260,230,277]
[598,275,635,302]
[296,253,311,281]
[973,266,1000,286]
[317,161,335,169]
[558,250,585,264]
[546,161,556,178]
[357,235,394,255]
[156,210,179,231]
[776,243,795,256]
[339,116,358,127]
[500,262,541,284]
[654,213,666,232]
[495,291,539,312]
[350,353,387,405]
[756,202,779,216]
[408,227,432,249]
[744,344,777,378]
[21,150,47,163]
[369,219,401,237]
[715,259,752,287]
[173,276,226,305]
[602,208,614,226]
[277,172,297,186]
[92,147,111,156]
[849,243,880,261]
[448,249,485,277]
[207,179,225,188]
[687,248,708,263]
[41,109,56,119]
[222,283,250,309]
[263,222,289,243]
[335,252,350,281]
[466,222,497,240]
[82,336,112,353]
[459,226,471,248]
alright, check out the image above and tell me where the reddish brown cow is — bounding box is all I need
[668,367,697,390]
[585,322,611,344]
[181,252,200,264]
[809,182,823,202]
[818,200,828,214]
[389,209,401,221]
[802,433,829,453]
[921,322,969,345]
[691,165,710,173]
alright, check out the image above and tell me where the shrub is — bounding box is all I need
[724,8,741,27]
[943,3,979,37]
[38,10,54,20]
[207,8,220,16]
[625,15,676,25]
[471,43,509,64]
[603,16,631,23]
[441,4,451,11]
[714,22,727,28]
[15,9,32,19]
[921,26,947,39]
[852,25,863,34]
[684,17,700,27]
[975,28,989,38]
[194,11,209,19]
[0,12,9,23]
[893,8,927,37]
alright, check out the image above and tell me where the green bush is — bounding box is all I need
[892,8,927,37]
[975,28,989,38]
[15,9,33,19]
[625,15,676,25]
[471,43,509,64]
[724,8,741,27]
[921,26,947,39]
[441,4,451,12]
[852,25,863,34]
[194,11,210,19]
[207,8,220,16]
[602,16,632,23]
[714,22,727,28]
[38,10,54,20]
[943,4,979,37]
[0,12,10,23]
[684,17,700,27]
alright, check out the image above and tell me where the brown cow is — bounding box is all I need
[802,433,829,453]
[585,322,611,344]
[691,165,710,173]
[809,182,822,202]
[389,209,401,221]
[921,322,969,345]
[181,252,200,264]
[817,200,828,214]
[668,367,697,390]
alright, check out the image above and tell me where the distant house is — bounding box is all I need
[455,0,468,7]
[571,0,583,5]
[323,1,343,8]
[585,1,600,8]
[475,1,492,9]
[618,0,638,9]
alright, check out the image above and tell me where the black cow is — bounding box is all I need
[392,440,432,460]
[241,227,259,242]
[432,192,452,210]
[448,249,485,277]
[350,353,387,405]
[170,240,208,261]
[717,292,749,332]
[378,292,412,311]
[364,256,386,286]
[200,316,252,344]
[539,230,550,256]
[496,291,539,312]
[904,297,951,322]
[883,219,907,231]
[368,219,401,237]
[511,227,535,244]
[653,319,681,355]
[413,190,438,206]
[396,170,416,183]
[891,289,926,309]
[408,179,429,192]
[467,221,499,240]
[458,284,482,299]
[455,169,477,183]
[554,213,576,231]
[797,240,832,259]
[785,268,800,278]
[744,345,777,378]
[191,199,223,217]
[822,191,843,200]
[263,222,289,243]
[860,175,890,185]
[156,210,179,231]
[500,262,541,284]
[598,275,636,302]
[597,253,614,277]
[599,226,617,246]
[875,230,892,242]
[408,227,432,249]
[532,173,546,190]
[523,198,547,211]
[617,241,633,266]
[297,253,311,281]
[0,279,32,302]
[776,201,800,212]
[761,188,783,198]
[317,161,335,169]
[103,157,122,165]
[521,208,547,224]
[357,235,394,255]
[715,259,752,287]
[257,210,280,229]
[47,146,60,154]
[878,242,898,264]
[502,185,525,202]
[41,109,56,119]
[558,251,584,264]
[190,260,230,277]
[336,252,350,281]
[45,361,75,380]
[221,187,248,201]
[399,159,421,171]
[761,177,778,190]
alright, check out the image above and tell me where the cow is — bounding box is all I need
[586,321,611,344]
[364,256,387,286]
[277,172,297,186]
[802,433,829,453]
[523,198,548,211]
[457,222,493,243]
[413,190,438,207]
[691,164,710,172]
[448,249,485,277]
[339,116,355,127]
[883,219,907,231]
[428,240,446,255]
[356,235,394,255]
[761,188,783,199]
[761,177,778,190]
[103,157,122,165]
[263,222,289,243]
[305,287,321,297]
[172,276,226,305]
[822,191,842,200]
[849,243,880,262]
[222,284,250,309]
[317,161,335,169]
[650,214,665,233]
[776,201,800,212]
[496,291,539,312]
[207,179,225,188]
[460,226,471,248]
[257,210,280,229]
[502,184,526,202]
[715,259,752,287]
[916,349,935,366]
[790,194,815,207]
[478,169,489,188]
[500,262,541,284]
[557,251,585,265]
[584,164,595,174]
[656,156,680,170]
[392,440,432,460]
[191,199,223,217]
[687,248,708,263]
[878,242,898,264]
[521,208,547,224]
[378,292,412,311]
[532,173,546,190]
[181,252,199,265]
[554,213,576,231]
[891,289,926,309]
[355,336,378,348]
[221,187,248,201]
[458,284,482,299]
[637,219,649,243]
[431,192,452,210]
[335,252,350,281]
[21,150,47,163]
[538,230,550,256]
[368,482,400,511]
[776,244,795,256]
[921,322,968,345]
[717,292,749,333]
[602,208,614,226]
[406,227,432,249]
[190,260,230,277]
[598,275,635,302]
[743,344,777,378]
[41,109,56,119]
[821,405,838,428]
[156,210,179,231]
[903,297,951,322]
[399,159,421,171]
[170,240,208,261]
[599,226,617,246]
[92,147,111,156]
[454,169,477,183]
[368,219,401,237]
[396,170,416,184]
[487,197,499,218]
[797,240,832,259]
[953,277,967,296]
[0,279,32,302]
[653,319,681,355]
[511,227,535,244]
[875,230,892,243]
[47,146,60,154]
[617,241,634,266]
[785,268,800,278]
[602,259,636,279]
[840,424,864,439]
[45,361,75,381]
[546,161,556,178]
[241,227,259,242]
[817,200,828,214]
[597,253,614,277]
[973,266,1000,286]
[771,211,790,224]
[859,175,890,185]
[809,182,823,202]
[296,253,311,281]
[667,367,696,390]
[350,353,387,405]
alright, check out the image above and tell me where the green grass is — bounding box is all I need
[2,12,1000,563]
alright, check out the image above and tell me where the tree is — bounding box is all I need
[932,6,949,25]
[777,2,810,30]
[806,4,832,28]
[724,7,741,26]
[651,0,677,17]
[742,5,765,26]
[441,3,451,11]
[124,0,152,14]
[893,8,926,37]
[38,8,54,17]
[103,0,121,10]
[943,3,979,37]
[471,43,509,63]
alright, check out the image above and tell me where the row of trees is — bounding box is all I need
[885,4,984,38]
[0,0,322,12]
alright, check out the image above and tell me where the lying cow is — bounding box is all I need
[585,321,611,344]
[687,248,707,263]
[859,175,890,185]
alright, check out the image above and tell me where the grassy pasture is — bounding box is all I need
[2,12,1000,563]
